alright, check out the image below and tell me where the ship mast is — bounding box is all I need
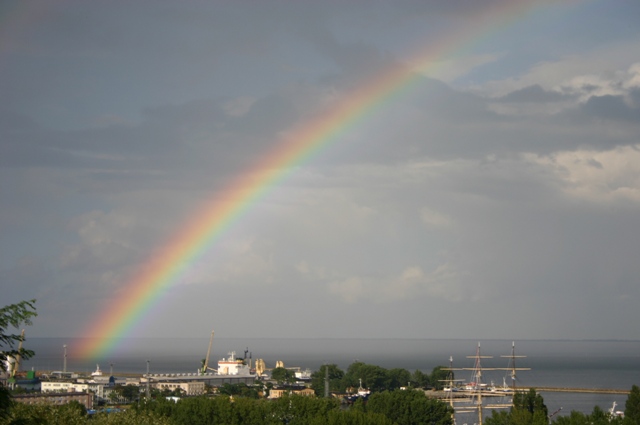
[466,342,494,425]
[445,342,518,425]
[444,356,457,423]
[441,355,469,425]
[499,341,530,392]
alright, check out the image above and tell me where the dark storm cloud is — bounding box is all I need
[581,93,640,122]
[0,92,300,174]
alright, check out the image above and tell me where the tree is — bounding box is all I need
[218,382,260,398]
[386,367,412,390]
[366,389,454,425]
[0,299,36,420]
[91,408,172,425]
[59,400,87,418]
[0,386,11,421]
[108,389,120,404]
[271,367,296,385]
[552,405,624,425]
[514,388,549,418]
[411,369,431,389]
[626,384,640,424]
[486,389,548,425]
[0,299,37,373]
[307,408,395,425]
[112,384,141,403]
[344,362,388,392]
[310,364,345,396]
[430,366,450,390]
[270,394,340,425]
[168,396,218,425]
[1,402,86,425]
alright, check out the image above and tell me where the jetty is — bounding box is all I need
[527,387,630,395]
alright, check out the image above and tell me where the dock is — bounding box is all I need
[527,387,630,395]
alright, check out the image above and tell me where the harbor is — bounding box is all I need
[13,337,640,418]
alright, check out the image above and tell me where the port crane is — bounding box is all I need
[200,330,217,375]
[7,329,25,389]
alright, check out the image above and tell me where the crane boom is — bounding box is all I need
[11,329,25,379]
[201,330,215,375]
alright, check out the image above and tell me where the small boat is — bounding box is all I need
[91,364,103,376]
[344,379,371,403]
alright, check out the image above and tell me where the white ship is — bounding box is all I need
[217,351,252,376]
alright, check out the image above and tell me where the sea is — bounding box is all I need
[19,338,640,420]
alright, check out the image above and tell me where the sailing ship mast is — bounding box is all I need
[445,342,497,425]
[441,356,469,425]
[466,342,494,425]
[499,341,530,391]
[445,342,527,425]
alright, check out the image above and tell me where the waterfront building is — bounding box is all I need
[12,391,94,409]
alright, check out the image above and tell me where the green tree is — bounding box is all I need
[1,402,86,425]
[430,366,450,390]
[59,400,87,418]
[112,384,141,403]
[307,408,395,425]
[411,369,431,389]
[366,389,454,425]
[230,396,273,424]
[386,367,412,390]
[0,299,37,373]
[271,366,297,385]
[131,394,176,419]
[169,396,218,425]
[0,299,37,420]
[0,388,11,422]
[626,384,640,424]
[270,394,340,425]
[91,408,172,425]
[218,382,260,398]
[514,388,549,418]
[552,405,624,425]
[344,362,388,392]
[310,364,345,396]
[552,410,587,425]
[107,389,121,404]
[487,389,548,425]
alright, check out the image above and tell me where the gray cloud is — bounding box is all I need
[497,84,574,103]
[581,93,640,122]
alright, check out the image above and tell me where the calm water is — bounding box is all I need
[21,338,640,418]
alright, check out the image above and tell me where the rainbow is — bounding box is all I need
[77,0,556,359]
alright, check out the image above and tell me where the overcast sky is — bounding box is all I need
[2,0,640,342]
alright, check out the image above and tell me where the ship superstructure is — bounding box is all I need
[217,351,252,376]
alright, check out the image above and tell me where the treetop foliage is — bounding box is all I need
[0,299,37,372]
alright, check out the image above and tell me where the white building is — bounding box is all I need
[41,381,89,393]
[154,380,205,396]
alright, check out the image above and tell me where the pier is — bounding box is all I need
[528,387,630,395]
